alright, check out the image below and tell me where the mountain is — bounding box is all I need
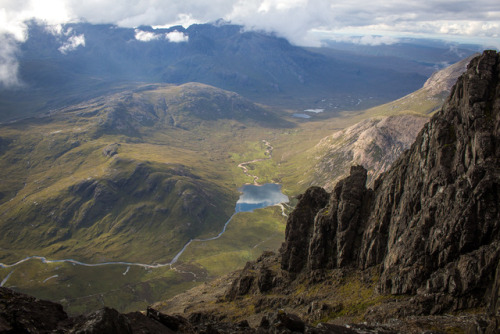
[0,83,249,264]
[0,80,302,314]
[319,38,484,73]
[299,54,474,191]
[1,50,498,333]
[310,115,429,190]
[151,50,500,332]
[1,49,498,334]
[0,22,432,121]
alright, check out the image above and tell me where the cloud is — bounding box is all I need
[134,29,189,42]
[0,33,22,88]
[227,0,332,46]
[134,29,162,41]
[58,34,85,53]
[0,0,72,87]
[165,30,189,43]
[45,24,86,53]
[1,0,499,86]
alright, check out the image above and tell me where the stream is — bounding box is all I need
[0,140,288,282]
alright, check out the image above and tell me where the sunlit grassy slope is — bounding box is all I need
[0,83,294,263]
[0,82,297,313]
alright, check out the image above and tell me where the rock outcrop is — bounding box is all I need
[280,187,330,273]
[280,50,500,312]
[0,287,179,334]
[312,114,429,190]
[310,54,476,193]
[307,165,373,271]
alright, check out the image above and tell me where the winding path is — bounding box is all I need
[0,139,277,279]
[237,140,273,185]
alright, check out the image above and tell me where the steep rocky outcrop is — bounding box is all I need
[310,55,476,192]
[312,115,429,191]
[280,50,500,312]
[307,166,373,271]
[280,187,330,273]
[157,51,500,332]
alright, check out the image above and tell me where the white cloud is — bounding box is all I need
[153,14,200,29]
[0,33,22,87]
[134,29,162,41]
[165,30,188,43]
[58,34,85,53]
[134,29,189,42]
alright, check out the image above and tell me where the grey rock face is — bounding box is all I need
[370,50,500,301]
[307,165,373,270]
[280,186,330,273]
[280,50,500,311]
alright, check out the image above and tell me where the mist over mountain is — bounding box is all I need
[320,38,483,69]
[0,21,461,121]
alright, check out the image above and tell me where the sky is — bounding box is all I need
[0,0,499,86]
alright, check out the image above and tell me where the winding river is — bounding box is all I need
[0,140,288,283]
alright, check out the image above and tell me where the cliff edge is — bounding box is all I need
[281,50,500,313]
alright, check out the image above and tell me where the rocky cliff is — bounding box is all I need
[280,50,500,311]
[150,51,500,333]
[310,54,476,192]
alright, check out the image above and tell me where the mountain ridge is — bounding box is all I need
[299,54,475,192]
[0,22,434,121]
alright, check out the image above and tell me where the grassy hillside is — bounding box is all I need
[0,82,298,313]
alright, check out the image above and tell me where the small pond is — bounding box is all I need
[235,183,288,213]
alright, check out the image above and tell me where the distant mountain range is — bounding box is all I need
[1,22,481,122]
